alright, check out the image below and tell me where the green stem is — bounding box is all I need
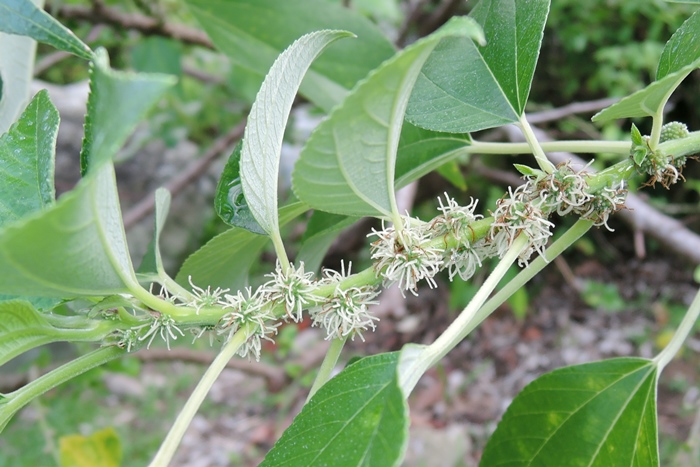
[659,130,700,159]
[654,287,700,371]
[306,337,347,403]
[650,106,664,149]
[399,234,528,395]
[0,346,126,431]
[466,219,593,336]
[271,231,292,273]
[518,115,556,173]
[160,273,196,302]
[468,140,631,155]
[149,325,249,467]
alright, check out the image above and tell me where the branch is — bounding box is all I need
[123,120,246,229]
[50,1,214,49]
[526,97,620,124]
[502,124,700,265]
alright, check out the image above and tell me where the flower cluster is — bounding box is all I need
[218,286,278,360]
[264,261,319,322]
[187,276,229,314]
[489,185,554,266]
[310,263,380,341]
[132,311,185,350]
[368,217,443,296]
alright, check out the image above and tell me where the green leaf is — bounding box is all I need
[0,164,138,298]
[594,12,700,123]
[513,163,542,178]
[630,123,643,146]
[185,0,395,111]
[136,188,171,278]
[80,49,176,176]
[0,89,58,227]
[592,64,700,123]
[405,0,550,133]
[297,211,358,273]
[59,427,122,467]
[657,9,700,79]
[261,353,408,466]
[176,202,308,291]
[0,300,112,367]
[215,141,265,235]
[241,29,352,239]
[436,160,467,191]
[293,17,484,218]
[394,122,471,189]
[481,358,659,466]
[0,0,93,60]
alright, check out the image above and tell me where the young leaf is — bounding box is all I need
[405,0,550,133]
[0,89,58,227]
[240,30,352,240]
[0,0,93,60]
[293,17,484,218]
[593,11,700,123]
[175,202,308,291]
[185,0,395,111]
[0,300,113,367]
[80,49,176,175]
[136,188,171,279]
[0,164,139,298]
[261,353,408,466]
[215,141,265,235]
[481,358,659,466]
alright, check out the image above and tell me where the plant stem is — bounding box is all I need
[650,106,664,149]
[149,325,249,467]
[466,219,593,336]
[468,140,631,155]
[660,130,700,159]
[518,115,556,173]
[654,287,700,371]
[271,231,292,273]
[306,336,347,403]
[0,346,126,431]
[399,234,528,394]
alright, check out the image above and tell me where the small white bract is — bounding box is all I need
[187,276,229,314]
[368,217,443,296]
[444,240,486,281]
[133,312,185,350]
[264,261,319,323]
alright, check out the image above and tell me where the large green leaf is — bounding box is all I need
[481,358,659,466]
[185,0,395,111]
[405,0,550,133]
[293,17,484,219]
[657,9,700,79]
[593,11,700,123]
[592,64,700,122]
[241,30,352,238]
[394,122,470,188]
[0,300,113,367]
[80,49,175,175]
[261,352,408,466]
[0,0,93,60]
[175,202,308,291]
[0,163,138,298]
[0,89,57,226]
